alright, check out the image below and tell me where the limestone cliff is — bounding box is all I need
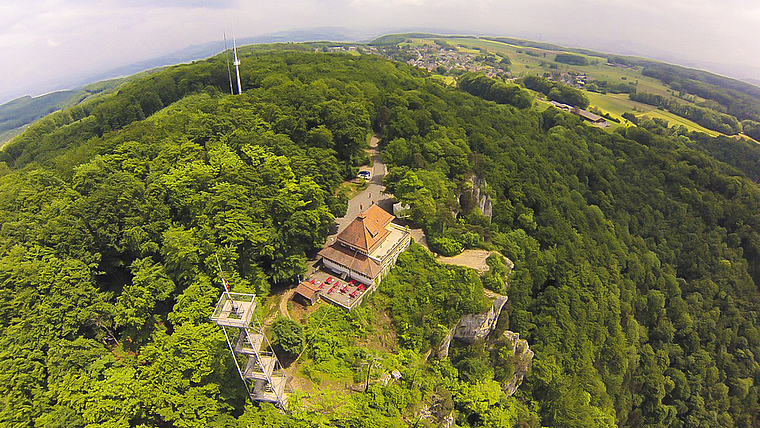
[470,176,493,220]
[456,175,493,221]
[436,292,533,398]
[501,330,534,397]
[437,294,508,358]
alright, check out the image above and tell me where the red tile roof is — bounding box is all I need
[337,205,394,253]
[295,281,319,301]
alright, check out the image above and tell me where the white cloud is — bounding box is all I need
[0,0,759,103]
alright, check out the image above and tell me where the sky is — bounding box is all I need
[1,0,760,104]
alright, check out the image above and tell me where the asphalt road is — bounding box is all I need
[327,135,393,241]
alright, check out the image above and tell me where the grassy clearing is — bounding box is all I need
[337,180,368,200]
[431,74,456,86]
[585,92,720,135]
[447,37,680,100]
[640,109,721,136]
[585,92,652,117]
[534,100,552,112]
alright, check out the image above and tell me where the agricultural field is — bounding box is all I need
[584,91,721,135]
[399,36,735,138]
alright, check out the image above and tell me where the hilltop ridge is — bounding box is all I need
[1,44,760,428]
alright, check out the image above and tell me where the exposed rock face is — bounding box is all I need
[437,326,457,359]
[470,176,493,220]
[501,330,534,397]
[453,295,508,343]
[502,256,515,275]
[457,176,493,221]
[437,295,508,358]
[435,292,534,398]
[416,402,455,428]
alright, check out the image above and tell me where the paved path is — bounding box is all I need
[409,228,429,251]
[327,135,394,241]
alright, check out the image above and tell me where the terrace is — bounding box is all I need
[368,223,409,262]
[308,269,374,311]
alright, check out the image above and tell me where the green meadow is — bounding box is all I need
[408,36,729,138]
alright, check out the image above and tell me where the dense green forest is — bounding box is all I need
[553,53,589,66]
[521,75,590,108]
[2,45,760,428]
[457,73,533,109]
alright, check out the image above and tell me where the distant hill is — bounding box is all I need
[78,27,365,87]
[0,76,138,145]
[0,91,76,135]
[745,78,760,88]
[2,45,760,428]
[0,28,369,146]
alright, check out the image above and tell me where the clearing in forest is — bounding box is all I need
[435,249,496,274]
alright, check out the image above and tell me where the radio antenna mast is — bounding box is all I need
[223,32,234,95]
[232,23,242,95]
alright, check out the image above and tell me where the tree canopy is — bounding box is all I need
[1,45,760,428]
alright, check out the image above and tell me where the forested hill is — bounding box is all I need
[0,76,141,147]
[1,45,760,428]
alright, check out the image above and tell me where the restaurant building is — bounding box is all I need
[318,204,411,286]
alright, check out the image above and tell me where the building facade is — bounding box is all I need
[319,204,411,286]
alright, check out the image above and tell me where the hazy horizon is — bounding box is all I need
[2,0,759,104]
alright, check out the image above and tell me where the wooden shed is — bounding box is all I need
[294,280,321,305]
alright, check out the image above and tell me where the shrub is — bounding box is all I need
[429,235,463,256]
[459,232,482,249]
[271,317,305,356]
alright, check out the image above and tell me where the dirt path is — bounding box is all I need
[435,249,494,274]
[278,288,294,320]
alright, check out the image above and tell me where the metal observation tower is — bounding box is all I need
[211,263,288,408]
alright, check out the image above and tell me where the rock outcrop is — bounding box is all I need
[416,401,455,428]
[437,294,508,358]
[453,294,508,343]
[502,255,515,275]
[435,292,534,398]
[437,325,457,359]
[501,330,534,397]
[456,176,493,221]
[470,176,493,220]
